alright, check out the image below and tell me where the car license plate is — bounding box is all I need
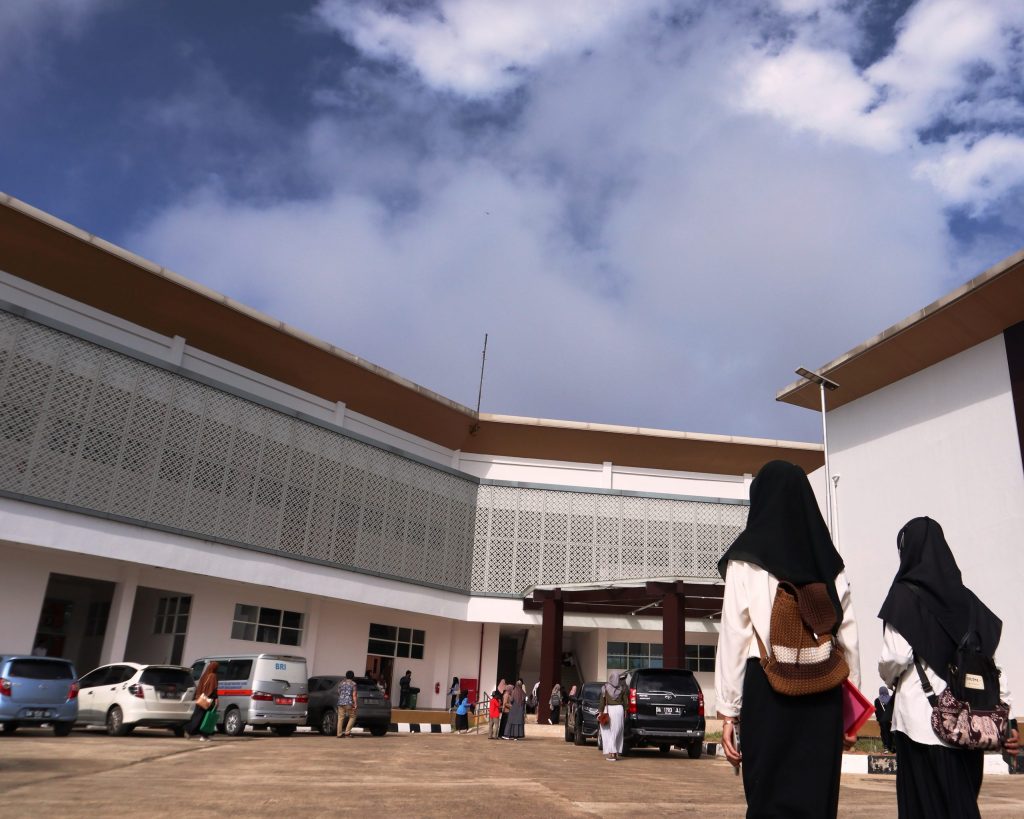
[274,696,292,705]
[159,687,178,699]
[23,709,52,719]
[656,706,681,716]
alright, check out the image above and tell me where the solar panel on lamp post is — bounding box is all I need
[795,367,840,543]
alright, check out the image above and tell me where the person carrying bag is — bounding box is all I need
[878,517,1019,818]
[185,661,219,741]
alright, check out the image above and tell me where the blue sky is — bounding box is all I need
[3,0,1024,443]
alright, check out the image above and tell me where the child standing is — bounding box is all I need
[488,689,501,739]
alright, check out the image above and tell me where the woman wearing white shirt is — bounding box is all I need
[878,517,1018,818]
[715,460,860,818]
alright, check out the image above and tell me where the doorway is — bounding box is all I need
[34,574,116,673]
[365,654,395,701]
[125,587,193,665]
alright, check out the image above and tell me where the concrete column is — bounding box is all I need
[537,590,563,724]
[99,566,139,664]
[303,597,322,672]
[662,588,686,670]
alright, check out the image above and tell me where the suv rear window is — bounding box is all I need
[634,670,698,695]
[8,659,75,680]
[140,668,194,688]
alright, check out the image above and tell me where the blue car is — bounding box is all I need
[0,655,79,735]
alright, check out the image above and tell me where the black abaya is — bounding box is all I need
[893,731,983,819]
[741,659,843,819]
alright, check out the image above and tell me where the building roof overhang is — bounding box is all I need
[523,581,724,618]
[0,192,822,476]
[776,249,1024,412]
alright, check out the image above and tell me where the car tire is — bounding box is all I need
[53,722,73,737]
[271,725,296,737]
[573,718,586,746]
[369,725,388,737]
[223,708,245,736]
[106,706,129,737]
[564,720,573,742]
[320,710,336,736]
[687,740,702,759]
[2,722,18,735]
[171,726,186,737]
[659,744,671,754]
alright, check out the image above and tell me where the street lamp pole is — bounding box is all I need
[795,367,840,540]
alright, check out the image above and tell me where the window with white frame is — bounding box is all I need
[231,604,303,646]
[367,623,425,659]
[606,641,663,671]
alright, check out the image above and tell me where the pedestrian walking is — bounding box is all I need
[549,683,562,724]
[598,672,627,761]
[715,460,860,818]
[336,670,358,737]
[448,677,460,711]
[878,517,1018,818]
[185,660,219,741]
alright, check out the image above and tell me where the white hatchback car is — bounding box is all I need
[76,663,195,736]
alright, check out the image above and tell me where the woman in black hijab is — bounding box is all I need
[715,460,861,819]
[878,517,1017,818]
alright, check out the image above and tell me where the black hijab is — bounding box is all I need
[717,460,845,622]
[878,517,1001,682]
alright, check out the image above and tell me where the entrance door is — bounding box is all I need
[34,574,115,673]
[364,655,394,701]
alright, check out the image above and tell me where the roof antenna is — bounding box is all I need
[470,332,488,435]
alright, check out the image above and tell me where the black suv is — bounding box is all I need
[619,667,705,757]
[564,682,603,745]
[307,676,391,737]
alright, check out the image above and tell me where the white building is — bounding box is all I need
[0,193,824,714]
[777,250,1024,714]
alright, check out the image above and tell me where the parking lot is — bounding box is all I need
[1,723,1023,817]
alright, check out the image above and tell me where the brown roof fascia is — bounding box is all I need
[0,193,822,475]
[776,250,1024,412]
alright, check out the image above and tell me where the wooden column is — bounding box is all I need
[661,584,686,670]
[537,589,563,724]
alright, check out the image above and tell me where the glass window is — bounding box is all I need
[366,623,425,658]
[369,623,396,640]
[231,605,303,646]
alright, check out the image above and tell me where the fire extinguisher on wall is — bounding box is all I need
[435,682,440,695]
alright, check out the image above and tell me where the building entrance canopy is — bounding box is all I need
[524,580,723,723]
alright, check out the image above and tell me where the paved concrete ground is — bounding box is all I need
[1,724,1022,818]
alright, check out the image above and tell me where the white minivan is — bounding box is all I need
[190,654,308,736]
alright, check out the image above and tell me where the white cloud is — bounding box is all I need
[734,0,1024,211]
[738,45,900,151]
[314,0,667,96]
[915,133,1024,211]
[128,7,962,441]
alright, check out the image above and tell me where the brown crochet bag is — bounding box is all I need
[754,581,849,696]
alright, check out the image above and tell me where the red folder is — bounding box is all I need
[842,679,874,736]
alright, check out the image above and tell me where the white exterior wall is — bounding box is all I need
[821,335,1024,713]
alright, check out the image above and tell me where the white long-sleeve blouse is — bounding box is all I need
[714,559,861,719]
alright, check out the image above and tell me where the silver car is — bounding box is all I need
[0,655,78,735]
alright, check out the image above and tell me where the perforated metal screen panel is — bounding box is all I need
[470,484,746,594]
[0,310,746,596]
